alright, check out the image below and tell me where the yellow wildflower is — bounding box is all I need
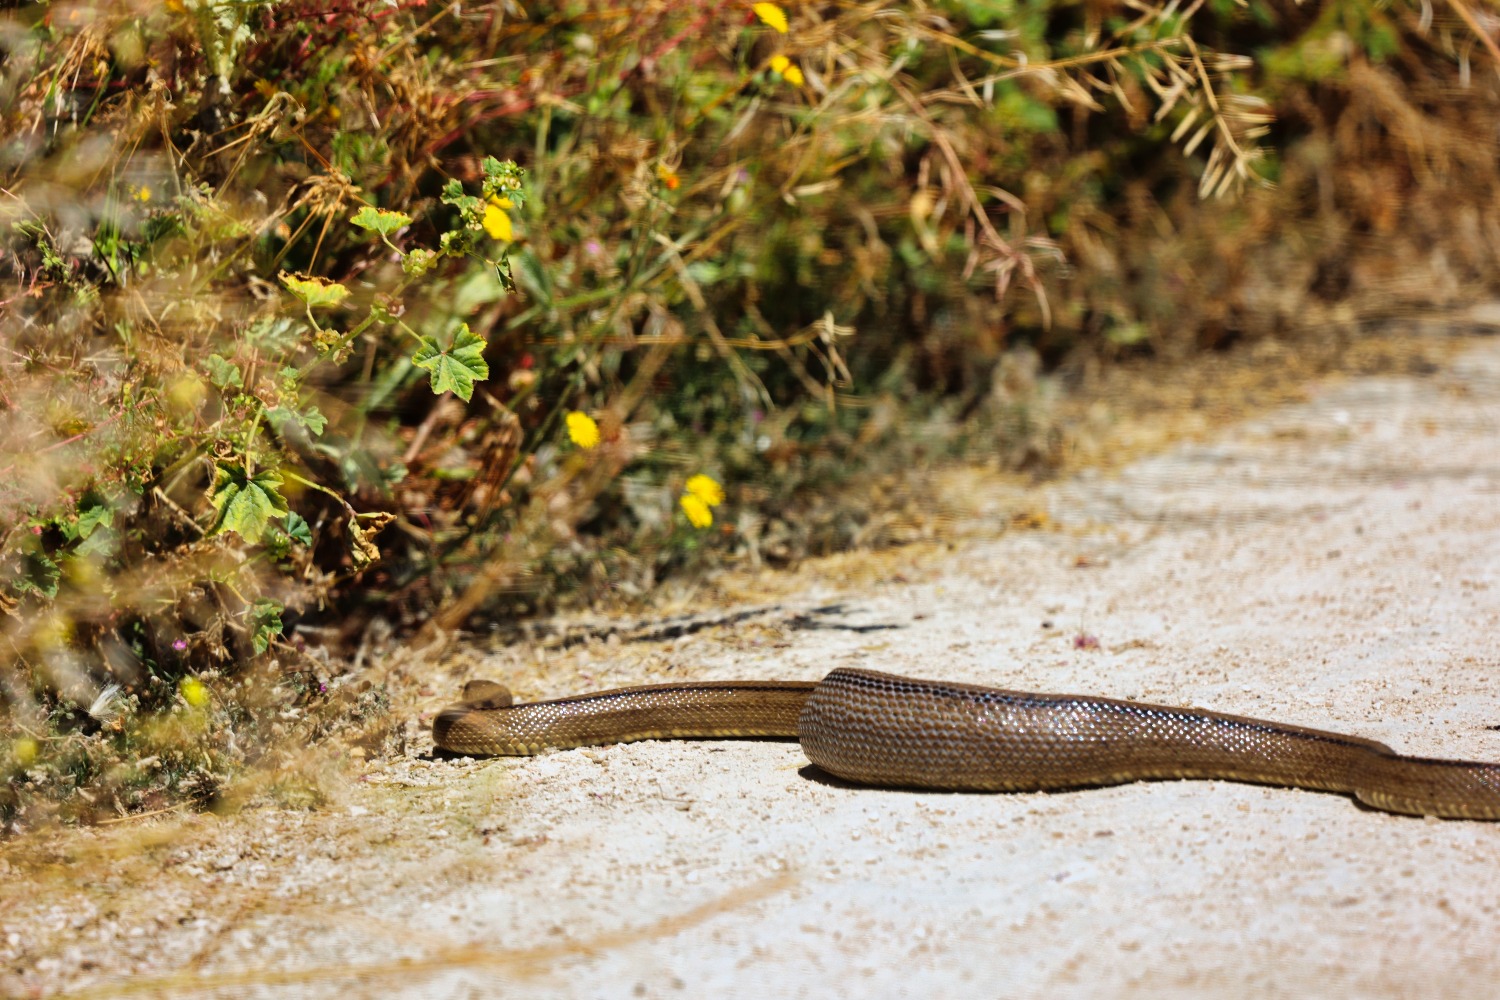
[179,676,210,708]
[656,163,680,190]
[680,493,713,528]
[752,2,788,33]
[131,185,152,203]
[483,197,514,241]
[768,55,804,87]
[685,474,725,507]
[13,737,38,768]
[566,411,600,449]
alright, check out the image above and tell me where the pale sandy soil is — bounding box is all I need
[4,335,1500,1000]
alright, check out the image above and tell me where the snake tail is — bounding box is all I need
[799,668,1500,819]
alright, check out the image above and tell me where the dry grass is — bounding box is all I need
[3,0,1500,835]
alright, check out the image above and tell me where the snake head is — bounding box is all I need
[459,679,514,710]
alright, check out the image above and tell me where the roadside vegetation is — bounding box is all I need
[3,0,1497,831]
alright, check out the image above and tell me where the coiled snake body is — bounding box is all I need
[432,667,1500,820]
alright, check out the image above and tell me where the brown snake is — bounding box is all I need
[432,667,1500,820]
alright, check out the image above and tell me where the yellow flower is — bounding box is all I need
[483,198,514,241]
[566,411,600,449]
[655,163,680,190]
[752,3,788,33]
[680,494,713,528]
[12,737,38,768]
[685,474,725,507]
[131,185,152,203]
[179,676,210,708]
[768,55,804,87]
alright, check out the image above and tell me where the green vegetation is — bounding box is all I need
[2,0,1496,830]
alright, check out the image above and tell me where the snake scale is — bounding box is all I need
[432,667,1500,820]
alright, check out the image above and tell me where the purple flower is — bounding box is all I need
[172,639,188,651]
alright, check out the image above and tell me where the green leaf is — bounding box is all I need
[209,465,290,544]
[74,527,116,558]
[15,552,60,598]
[350,206,413,236]
[511,249,552,307]
[265,407,295,433]
[411,323,489,402]
[72,509,116,554]
[285,511,312,546]
[299,405,327,436]
[440,178,480,215]
[66,509,113,539]
[266,404,327,437]
[206,354,244,390]
[452,266,510,314]
[250,599,284,655]
[246,316,305,351]
[279,272,351,310]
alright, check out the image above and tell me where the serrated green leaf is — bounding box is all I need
[279,272,351,310]
[250,599,284,654]
[15,552,59,598]
[350,206,413,235]
[74,527,116,558]
[511,248,552,306]
[246,317,304,351]
[285,511,313,546]
[206,354,243,389]
[299,405,326,436]
[266,404,327,437]
[440,179,478,212]
[410,323,489,402]
[76,505,113,539]
[209,465,290,544]
[264,407,296,435]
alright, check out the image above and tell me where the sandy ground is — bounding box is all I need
[5,334,1500,999]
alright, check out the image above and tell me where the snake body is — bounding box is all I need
[432,667,1500,820]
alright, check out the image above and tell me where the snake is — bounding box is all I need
[431,667,1500,820]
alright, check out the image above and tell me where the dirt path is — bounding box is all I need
[5,336,1500,999]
